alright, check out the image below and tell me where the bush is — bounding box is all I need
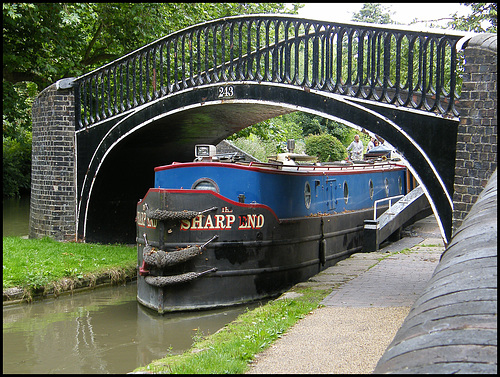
[230,135,279,162]
[3,129,32,197]
[304,133,346,162]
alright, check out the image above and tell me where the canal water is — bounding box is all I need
[3,197,265,373]
[3,196,31,237]
[3,282,261,373]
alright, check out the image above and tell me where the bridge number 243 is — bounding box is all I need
[218,86,234,98]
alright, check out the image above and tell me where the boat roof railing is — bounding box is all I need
[245,160,405,172]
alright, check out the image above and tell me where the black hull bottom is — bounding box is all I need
[136,190,387,313]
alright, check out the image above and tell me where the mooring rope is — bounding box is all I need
[144,267,218,286]
[142,234,218,268]
[144,203,217,221]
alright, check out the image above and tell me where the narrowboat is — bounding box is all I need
[136,143,408,313]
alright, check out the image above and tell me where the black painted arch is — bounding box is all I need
[77,82,455,243]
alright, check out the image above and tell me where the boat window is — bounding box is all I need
[343,181,349,204]
[384,178,389,196]
[398,177,402,194]
[192,178,219,193]
[369,179,374,200]
[304,181,312,209]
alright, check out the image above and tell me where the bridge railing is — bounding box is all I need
[74,14,468,130]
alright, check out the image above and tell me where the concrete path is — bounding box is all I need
[246,215,444,374]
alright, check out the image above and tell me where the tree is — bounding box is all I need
[351,3,395,24]
[304,133,347,162]
[3,3,301,197]
[3,3,302,90]
[449,3,497,32]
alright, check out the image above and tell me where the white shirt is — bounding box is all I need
[367,140,375,152]
[347,140,364,158]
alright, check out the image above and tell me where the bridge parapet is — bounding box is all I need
[74,15,467,130]
[375,169,497,373]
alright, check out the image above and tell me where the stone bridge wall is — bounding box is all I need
[453,33,497,235]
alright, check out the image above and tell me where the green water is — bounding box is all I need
[3,196,30,237]
[3,282,261,373]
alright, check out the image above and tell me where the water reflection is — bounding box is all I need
[3,195,30,237]
[3,282,263,374]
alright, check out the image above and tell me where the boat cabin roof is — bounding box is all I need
[267,152,318,165]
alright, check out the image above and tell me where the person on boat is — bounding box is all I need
[346,134,364,160]
[366,137,375,153]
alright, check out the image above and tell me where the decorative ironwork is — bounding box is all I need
[74,15,468,130]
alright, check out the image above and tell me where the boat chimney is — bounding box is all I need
[286,139,295,153]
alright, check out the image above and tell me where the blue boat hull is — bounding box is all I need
[137,161,406,312]
[153,161,406,217]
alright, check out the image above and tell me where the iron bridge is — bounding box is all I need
[71,14,469,244]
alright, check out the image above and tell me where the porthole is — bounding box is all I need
[398,177,402,194]
[343,181,349,204]
[192,178,219,193]
[384,178,389,196]
[369,179,374,200]
[304,181,312,209]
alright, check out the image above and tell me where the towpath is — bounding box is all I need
[246,215,444,374]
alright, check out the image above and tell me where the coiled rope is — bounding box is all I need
[144,267,218,286]
[143,244,200,267]
[144,204,217,221]
[142,234,218,268]
[141,234,219,286]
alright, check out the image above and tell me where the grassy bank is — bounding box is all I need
[133,287,331,374]
[3,236,136,301]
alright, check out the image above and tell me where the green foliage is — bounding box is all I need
[229,113,303,144]
[230,111,359,161]
[450,3,497,32]
[304,133,347,162]
[351,3,395,24]
[3,128,32,197]
[3,3,299,88]
[230,135,278,162]
[295,113,353,145]
[3,2,299,196]
[3,81,37,135]
[3,80,35,197]
[229,111,307,159]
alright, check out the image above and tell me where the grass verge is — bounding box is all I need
[133,287,331,374]
[3,236,136,301]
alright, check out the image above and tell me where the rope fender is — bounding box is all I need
[145,204,217,221]
[145,268,218,286]
[142,234,218,268]
[143,244,200,267]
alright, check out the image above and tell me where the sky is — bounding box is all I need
[292,3,471,29]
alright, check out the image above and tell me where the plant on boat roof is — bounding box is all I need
[305,133,347,162]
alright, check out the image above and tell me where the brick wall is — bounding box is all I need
[29,82,77,241]
[453,33,497,235]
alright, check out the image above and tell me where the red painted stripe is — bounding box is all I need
[139,188,280,221]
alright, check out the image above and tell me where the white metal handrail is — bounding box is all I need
[373,195,404,221]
